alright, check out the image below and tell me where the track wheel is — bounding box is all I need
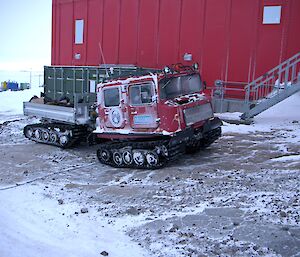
[34,129,42,140]
[24,127,33,138]
[161,145,169,157]
[59,135,70,147]
[113,151,123,166]
[133,151,145,167]
[146,151,159,167]
[49,131,58,144]
[42,130,50,142]
[122,150,133,165]
[97,148,111,163]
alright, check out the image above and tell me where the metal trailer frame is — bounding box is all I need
[23,102,90,125]
[24,65,158,125]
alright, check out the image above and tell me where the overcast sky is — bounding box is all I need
[0,0,52,71]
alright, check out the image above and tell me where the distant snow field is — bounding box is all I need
[0,87,42,118]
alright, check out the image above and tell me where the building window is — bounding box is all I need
[263,6,281,24]
[75,19,84,44]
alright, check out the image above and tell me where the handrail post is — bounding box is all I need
[284,60,290,89]
[53,67,56,101]
[220,82,224,113]
[244,83,250,112]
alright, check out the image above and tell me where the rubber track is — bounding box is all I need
[97,139,186,170]
[186,127,222,153]
[24,123,88,148]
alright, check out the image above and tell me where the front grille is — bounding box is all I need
[183,103,213,126]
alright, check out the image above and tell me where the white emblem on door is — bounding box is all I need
[109,108,123,127]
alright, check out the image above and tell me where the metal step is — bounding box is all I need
[240,52,300,121]
[241,81,300,120]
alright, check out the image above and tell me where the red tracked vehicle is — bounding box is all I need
[23,64,221,169]
[94,64,222,169]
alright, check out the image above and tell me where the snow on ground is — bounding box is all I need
[0,88,152,257]
[219,92,300,135]
[0,87,42,120]
[0,185,147,257]
[0,88,299,257]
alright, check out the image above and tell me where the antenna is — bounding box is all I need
[98,42,109,77]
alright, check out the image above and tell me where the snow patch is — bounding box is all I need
[0,185,149,257]
[221,92,300,137]
[0,87,42,116]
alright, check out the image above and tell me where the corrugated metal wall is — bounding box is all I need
[51,0,300,87]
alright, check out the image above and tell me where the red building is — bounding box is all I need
[51,0,300,87]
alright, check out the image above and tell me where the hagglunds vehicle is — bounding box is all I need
[23,64,222,169]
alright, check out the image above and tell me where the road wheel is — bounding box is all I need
[113,151,123,166]
[97,148,111,163]
[25,127,33,138]
[59,135,70,147]
[42,130,50,142]
[122,150,133,165]
[49,131,58,144]
[133,151,145,166]
[161,145,168,157]
[146,151,159,167]
[34,129,42,140]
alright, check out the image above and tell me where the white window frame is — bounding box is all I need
[75,19,84,44]
[263,6,282,24]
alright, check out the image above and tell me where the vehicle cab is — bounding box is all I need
[94,64,219,140]
[156,67,214,134]
[95,73,160,138]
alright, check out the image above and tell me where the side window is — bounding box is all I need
[129,84,153,105]
[104,88,120,107]
[75,19,84,44]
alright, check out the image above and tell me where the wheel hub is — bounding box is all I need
[122,150,133,165]
[25,128,33,138]
[59,135,69,146]
[133,151,145,166]
[34,129,42,140]
[42,130,50,141]
[113,151,123,166]
[49,131,58,143]
[98,149,110,162]
[146,151,159,166]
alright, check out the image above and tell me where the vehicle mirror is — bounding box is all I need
[203,81,207,89]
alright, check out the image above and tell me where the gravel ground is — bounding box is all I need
[0,116,299,257]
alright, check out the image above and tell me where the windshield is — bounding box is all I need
[159,74,202,100]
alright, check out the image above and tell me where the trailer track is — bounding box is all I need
[24,123,88,148]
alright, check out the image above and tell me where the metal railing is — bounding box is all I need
[208,80,247,113]
[244,52,300,108]
[211,52,300,117]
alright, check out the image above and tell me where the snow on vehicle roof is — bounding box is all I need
[97,74,158,90]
